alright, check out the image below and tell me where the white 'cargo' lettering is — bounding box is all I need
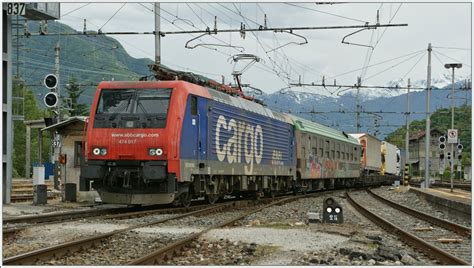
[215,115,264,174]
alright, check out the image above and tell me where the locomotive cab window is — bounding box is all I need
[94,88,172,128]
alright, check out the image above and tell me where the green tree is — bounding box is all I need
[13,79,51,177]
[385,105,471,159]
[64,77,89,116]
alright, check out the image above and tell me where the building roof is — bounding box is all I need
[409,128,442,141]
[41,116,88,132]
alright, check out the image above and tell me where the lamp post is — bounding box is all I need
[444,63,462,192]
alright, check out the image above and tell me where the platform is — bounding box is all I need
[409,187,471,217]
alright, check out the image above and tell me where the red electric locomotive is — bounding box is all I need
[80,80,297,206]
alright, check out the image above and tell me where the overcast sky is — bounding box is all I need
[57,1,471,95]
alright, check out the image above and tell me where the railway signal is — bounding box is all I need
[457,144,463,160]
[44,73,58,89]
[438,136,446,150]
[43,74,59,108]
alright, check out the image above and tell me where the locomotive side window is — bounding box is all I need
[325,140,330,158]
[331,141,335,159]
[191,95,198,116]
[319,138,323,157]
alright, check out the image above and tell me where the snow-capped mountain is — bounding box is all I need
[254,76,471,139]
[340,74,470,100]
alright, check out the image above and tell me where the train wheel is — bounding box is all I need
[180,192,192,208]
[206,194,219,204]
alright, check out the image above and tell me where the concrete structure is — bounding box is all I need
[3,6,13,204]
[41,116,98,202]
[408,129,444,178]
[2,3,60,204]
[410,187,471,217]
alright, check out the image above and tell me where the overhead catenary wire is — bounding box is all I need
[98,3,126,31]
[313,49,425,84]
[61,3,91,18]
[373,3,403,47]
[216,3,294,87]
[138,3,232,58]
[433,50,471,68]
[285,3,368,23]
[361,50,425,82]
[432,46,470,51]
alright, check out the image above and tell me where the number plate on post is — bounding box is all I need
[6,3,26,16]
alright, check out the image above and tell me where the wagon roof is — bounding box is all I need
[289,115,360,145]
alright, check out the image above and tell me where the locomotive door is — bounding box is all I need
[195,96,208,170]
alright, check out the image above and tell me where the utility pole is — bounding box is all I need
[424,43,432,188]
[405,78,411,180]
[450,67,454,192]
[154,3,161,65]
[444,63,462,192]
[54,42,61,123]
[356,76,361,132]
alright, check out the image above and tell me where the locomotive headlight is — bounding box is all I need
[148,148,156,156]
[156,148,163,156]
[100,148,107,156]
[335,207,341,214]
[93,148,101,155]
[326,207,333,213]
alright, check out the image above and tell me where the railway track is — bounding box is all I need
[3,201,214,226]
[127,194,307,265]
[3,193,318,265]
[2,201,230,239]
[3,202,237,265]
[346,190,471,265]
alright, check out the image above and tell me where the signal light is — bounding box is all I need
[447,152,452,160]
[458,154,462,160]
[44,92,58,108]
[457,144,463,151]
[44,74,58,89]
[439,143,446,150]
[440,154,444,160]
[439,136,446,143]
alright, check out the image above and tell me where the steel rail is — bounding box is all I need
[3,206,139,225]
[2,203,221,238]
[345,191,469,265]
[3,203,234,265]
[128,194,309,265]
[367,189,471,237]
[3,202,209,225]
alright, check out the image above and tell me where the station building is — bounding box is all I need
[42,116,99,202]
[408,129,444,178]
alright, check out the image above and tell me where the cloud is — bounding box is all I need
[58,2,471,93]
